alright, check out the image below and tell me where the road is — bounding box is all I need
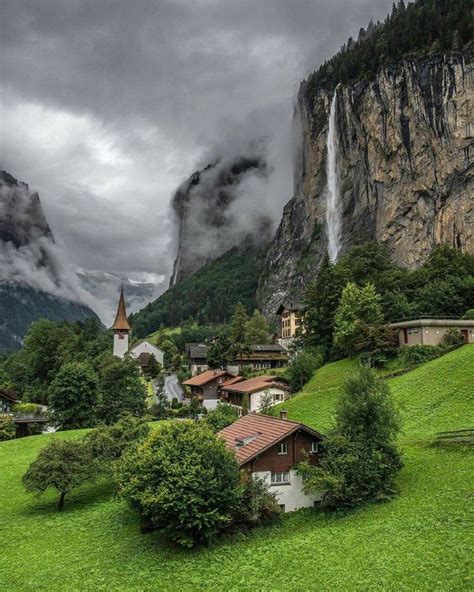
[164,374,184,402]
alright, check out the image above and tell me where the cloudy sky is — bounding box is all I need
[1,0,394,322]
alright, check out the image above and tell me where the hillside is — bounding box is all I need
[131,240,267,337]
[1,346,472,590]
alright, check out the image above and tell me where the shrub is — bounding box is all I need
[462,309,474,320]
[12,402,42,415]
[441,328,465,347]
[116,421,241,547]
[204,403,239,433]
[23,439,99,510]
[233,474,281,528]
[0,415,16,441]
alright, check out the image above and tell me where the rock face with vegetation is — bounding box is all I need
[0,171,99,353]
[169,156,270,287]
[258,50,473,316]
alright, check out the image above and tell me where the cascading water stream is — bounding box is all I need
[325,90,341,262]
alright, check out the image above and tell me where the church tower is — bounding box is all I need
[112,285,131,358]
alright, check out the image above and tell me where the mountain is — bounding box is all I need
[169,155,272,286]
[0,171,99,353]
[257,1,473,316]
[131,239,266,337]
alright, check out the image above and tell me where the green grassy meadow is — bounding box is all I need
[1,346,473,591]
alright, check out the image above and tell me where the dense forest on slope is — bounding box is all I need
[131,241,267,337]
[304,0,473,98]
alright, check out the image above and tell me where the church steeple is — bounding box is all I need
[112,284,131,331]
[112,284,131,358]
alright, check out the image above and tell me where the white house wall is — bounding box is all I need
[129,341,164,365]
[250,387,288,413]
[253,469,322,512]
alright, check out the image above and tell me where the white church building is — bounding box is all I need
[112,286,164,366]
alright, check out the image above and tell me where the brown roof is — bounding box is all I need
[218,413,323,465]
[222,375,288,395]
[220,376,244,387]
[183,370,230,387]
[0,388,20,403]
[111,286,131,331]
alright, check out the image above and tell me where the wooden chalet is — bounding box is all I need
[219,412,324,512]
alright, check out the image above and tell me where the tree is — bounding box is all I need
[158,339,178,371]
[207,336,232,370]
[97,357,147,425]
[333,283,384,355]
[205,403,239,433]
[116,421,242,547]
[299,367,402,508]
[441,328,464,347]
[85,414,150,467]
[462,309,474,320]
[258,391,275,415]
[233,474,280,527]
[285,348,323,393]
[145,354,161,379]
[48,362,99,430]
[245,310,270,345]
[242,393,250,416]
[23,439,99,510]
[230,303,249,345]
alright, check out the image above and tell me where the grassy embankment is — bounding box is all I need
[1,346,472,591]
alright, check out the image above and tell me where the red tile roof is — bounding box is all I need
[218,413,323,465]
[220,376,244,387]
[183,370,230,387]
[222,375,288,395]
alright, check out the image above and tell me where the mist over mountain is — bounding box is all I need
[0,171,99,352]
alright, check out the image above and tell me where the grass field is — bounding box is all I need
[1,346,473,591]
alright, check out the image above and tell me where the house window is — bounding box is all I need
[273,393,284,402]
[271,471,290,485]
[277,442,288,455]
[310,441,319,454]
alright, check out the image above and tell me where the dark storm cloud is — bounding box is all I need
[1,0,394,321]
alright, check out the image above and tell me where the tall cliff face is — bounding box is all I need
[258,52,473,316]
[0,171,99,352]
[169,155,271,286]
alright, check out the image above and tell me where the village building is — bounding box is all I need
[0,388,20,414]
[389,318,474,347]
[186,343,288,376]
[218,412,324,512]
[220,375,290,413]
[276,303,305,349]
[182,369,235,409]
[185,343,209,376]
[111,287,164,366]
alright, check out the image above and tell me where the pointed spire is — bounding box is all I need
[111,284,131,331]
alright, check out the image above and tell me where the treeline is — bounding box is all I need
[131,241,266,338]
[304,0,473,98]
[301,243,474,359]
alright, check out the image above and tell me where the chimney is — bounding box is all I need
[279,410,288,420]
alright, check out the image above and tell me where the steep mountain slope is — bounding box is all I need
[131,240,267,337]
[0,171,98,353]
[170,155,271,287]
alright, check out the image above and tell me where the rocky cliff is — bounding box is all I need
[0,171,99,352]
[169,155,271,286]
[258,51,473,317]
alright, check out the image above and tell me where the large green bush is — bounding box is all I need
[116,421,242,547]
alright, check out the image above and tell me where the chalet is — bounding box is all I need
[220,375,290,413]
[388,318,474,347]
[182,369,235,409]
[0,388,20,414]
[185,343,209,376]
[186,343,288,376]
[276,302,305,349]
[219,412,324,512]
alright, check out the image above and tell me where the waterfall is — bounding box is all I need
[325,90,341,262]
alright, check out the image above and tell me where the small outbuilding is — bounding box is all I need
[389,318,474,347]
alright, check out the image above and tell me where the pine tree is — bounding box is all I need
[245,310,270,345]
[230,303,249,345]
